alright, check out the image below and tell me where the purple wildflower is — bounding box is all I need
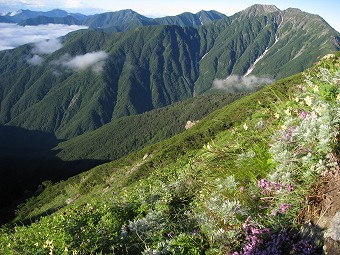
[283,126,296,143]
[232,226,317,255]
[258,179,284,195]
[286,184,292,192]
[295,147,302,156]
[279,203,291,214]
[284,132,290,140]
[299,111,308,119]
[192,228,200,235]
[167,231,174,238]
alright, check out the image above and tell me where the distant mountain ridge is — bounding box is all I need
[1,8,226,29]
[0,16,14,23]
[152,10,226,28]
[2,6,339,36]
[2,9,85,23]
[19,15,82,26]
[82,9,157,29]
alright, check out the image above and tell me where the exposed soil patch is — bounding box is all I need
[302,151,340,254]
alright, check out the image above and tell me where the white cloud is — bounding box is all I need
[54,51,109,73]
[27,54,44,65]
[32,38,63,54]
[0,0,44,8]
[26,37,62,65]
[65,0,85,9]
[213,75,274,93]
[0,0,97,13]
[0,23,87,51]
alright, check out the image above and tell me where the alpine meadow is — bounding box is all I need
[0,3,340,255]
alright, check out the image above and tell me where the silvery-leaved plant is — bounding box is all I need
[268,66,339,186]
[193,176,246,248]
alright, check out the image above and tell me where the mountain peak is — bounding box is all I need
[118,9,139,14]
[241,4,280,17]
[285,7,303,13]
[196,10,226,17]
[8,9,23,16]
[105,9,146,18]
[283,7,306,17]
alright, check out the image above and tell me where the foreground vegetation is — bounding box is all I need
[0,56,339,254]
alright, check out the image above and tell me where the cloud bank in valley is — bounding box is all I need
[26,38,64,65]
[0,23,87,51]
[213,75,275,93]
[32,38,63,54]
[26,54,44,65]
[53,51,109,73]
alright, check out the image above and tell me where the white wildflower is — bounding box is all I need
[313,85,319,93]
[305,79,314,87]
[304,96,313,106]
[256,120,264,129]
[284,107,292,116]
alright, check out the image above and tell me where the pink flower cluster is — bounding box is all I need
[232,217,269,255]
[299,111,308,119]
[279,203,291,214]
[257,179,292,195]
[284,126,295,143]
[232,220,316,254]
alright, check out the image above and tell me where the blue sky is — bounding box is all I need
[1,0,340,32]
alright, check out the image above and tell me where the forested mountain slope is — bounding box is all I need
[0,5,338,140]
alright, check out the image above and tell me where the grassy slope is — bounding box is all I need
[10,71,302,224]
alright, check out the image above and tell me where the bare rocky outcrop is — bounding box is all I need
[185,120,199,130]
[324,212,340,254]
[322,54,336,60]
[305,170,340,254]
